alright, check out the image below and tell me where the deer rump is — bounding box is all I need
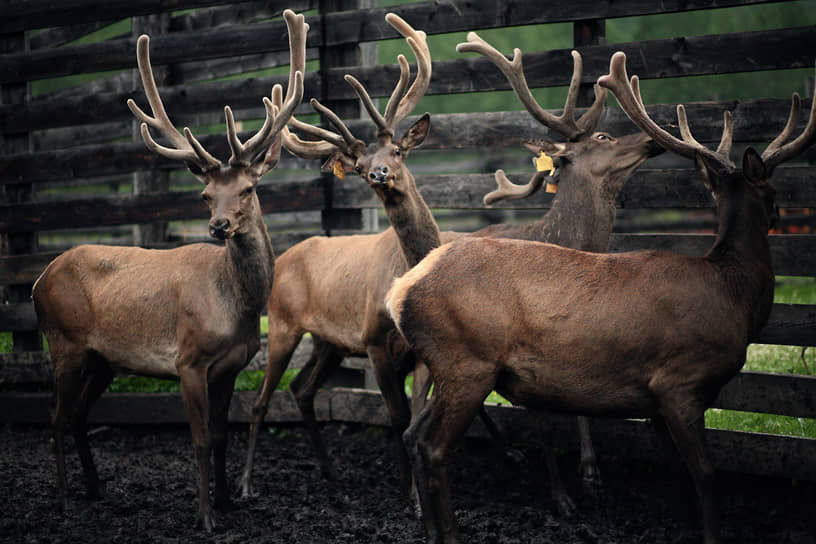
[388,236,752,418]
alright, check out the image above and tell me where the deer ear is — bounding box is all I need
[397,112,431,152]
[694,152,717,194]
[742,147,767,185]
[320,151,356,175]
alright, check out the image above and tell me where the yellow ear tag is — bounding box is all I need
[534,152,558,193]
[333,160,345,181]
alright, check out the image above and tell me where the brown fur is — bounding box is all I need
[391,149,778,543]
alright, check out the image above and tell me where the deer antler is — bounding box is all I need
[598,51,736,174]
[127,35,222,172]
[457,34,606,141]
[280,12,431,160]
[128,9,306,171]
[761,63,816,174]
[458,34,607,205]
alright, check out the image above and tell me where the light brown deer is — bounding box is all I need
[31,10,306,532]
[389,53,815,543]
[238,29,662,502]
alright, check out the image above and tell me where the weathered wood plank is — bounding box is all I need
[4,18,814,85]
[0,387,812,481]
[4,100,812,177]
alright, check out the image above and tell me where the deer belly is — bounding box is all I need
[97,338,180,379]
[496,357,656,418]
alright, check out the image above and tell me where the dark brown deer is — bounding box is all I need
[31,10,306,532]
[238,29,661,502]
[388,52,815,543]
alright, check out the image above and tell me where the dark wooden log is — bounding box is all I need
[0,179,326,233]
[3,15,813,85]
[0,386,813,481]
[3,101,814,182]
[29,20,120,50]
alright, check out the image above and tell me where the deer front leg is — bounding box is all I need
[209,369,241,510]
[532,410,575,517]
[238,329,301,499]
[289,336,344,480]
[179,365,215,532]
[71,360,114,500]
[51,357,86,510]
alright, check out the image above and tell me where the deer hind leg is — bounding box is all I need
[238,328,301,499]
[51,346,87,510]
[576,416,601,494]
[656,392,718,544]
[404,359,499,544]
[411,361,433,417]
[71,354,114,500]
[178,365,215,532]
[530,410,575,517]
[289,336,344,480]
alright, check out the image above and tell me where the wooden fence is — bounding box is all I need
[1,0,815,481]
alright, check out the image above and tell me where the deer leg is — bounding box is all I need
[657,397,718,544]
[210,370,239,510]
[237,330,301,499]
[289,336,343,480]
[404,362,498,544]
[576,416,601,494]
[531,410,575,517]
[178,366,215,532]
[367,342,413,496]
[51,354,86,511]
[72,358,114,500]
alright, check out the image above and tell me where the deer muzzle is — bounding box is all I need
[209,218,231,240]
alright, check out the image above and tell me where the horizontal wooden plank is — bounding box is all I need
[0,387,812,481]
[3,100,814,184]
[1,1,796,83]
[0,0,255,34]
[1,0,780,35]
[714,370,816,418]
[0,178,326,233]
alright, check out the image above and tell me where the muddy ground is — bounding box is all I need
[1,421,814,543]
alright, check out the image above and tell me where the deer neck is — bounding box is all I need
[221,197,275,318]
[706,186,774,338]
[529,165,615,253]
[380,174,441,267]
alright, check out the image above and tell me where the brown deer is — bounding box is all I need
[388,52,815,543]
[31,9,306,532]
[238,29,662,502]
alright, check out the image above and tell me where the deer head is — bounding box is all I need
[274,13,432,205]
[598,52,815,232]
[126,9,306,240]
[456,34,662,206]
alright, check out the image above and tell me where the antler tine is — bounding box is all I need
[483,169,549,206]
[457,34,587,140]
[268,85,343,159]
[386,13,432,128]
[383,55,411,128]
[716,110,734,156]
[227,9,307,165]
[761,78,816,172]
[598,52,735,171]
[344,74,391,138]
[127,34,221,171]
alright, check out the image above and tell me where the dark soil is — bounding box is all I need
[1,421,814,543]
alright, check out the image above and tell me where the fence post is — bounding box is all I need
[573,19,605,107]
[132,14,171,247]
[0,30,40,352]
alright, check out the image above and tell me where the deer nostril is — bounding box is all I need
[370,172,377,180]
[381,166,388,174]
[209,219,230,240]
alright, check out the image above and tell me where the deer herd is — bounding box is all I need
[29,9,816,544]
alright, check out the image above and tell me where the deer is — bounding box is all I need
[388,52,815,544]
[238,28,663,505]
[30,9,306,532]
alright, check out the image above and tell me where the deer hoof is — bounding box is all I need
[555,493,576,518]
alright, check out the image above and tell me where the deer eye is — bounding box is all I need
[201,193,211,202]
[394,148,401,156]
[355,165,362,173]
[242,186,255,197]
[596,134,609,141]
